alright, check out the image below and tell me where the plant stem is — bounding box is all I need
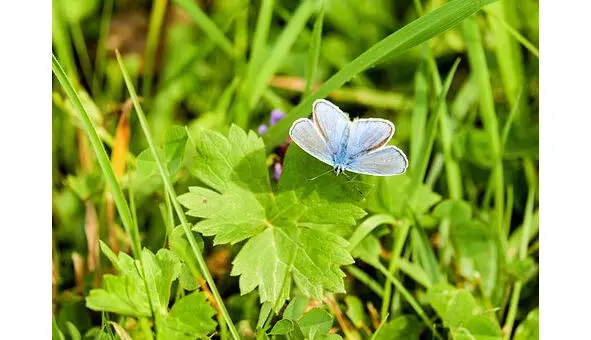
[115,51,240,340]
[372,261,443,340]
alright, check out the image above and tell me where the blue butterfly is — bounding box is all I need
[289,99,408,177]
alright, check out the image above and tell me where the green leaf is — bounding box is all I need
[179,127,359,310]
[136,126,190,182]
[86,251,151,317]
[269,319,295,336]
[373,315,421,340]
[514,308,539,340]
[298,309,334,340]
[366,175,441,217]
[446,290,476,329]
[141,248,182,316]
[169,225,205,282]
[178,263,199,291]
[189,125,270,194]
[452,220,499,296]
[278,144,367,229]
[433,199,473,223]
[453,315,502,340]
[350,233,382,265]
[283,295,310,321]
[504,257,538,283]
[232,223,353,310]
[86,247,180,318]
[157,291,217,340]
[52,316,65,340]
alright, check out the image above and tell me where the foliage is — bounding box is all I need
[52,0,539,339]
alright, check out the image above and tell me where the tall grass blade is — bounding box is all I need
[264,0,497,150]
[52,54,141,258]
[173,0,236,57]
[304,1,325,98]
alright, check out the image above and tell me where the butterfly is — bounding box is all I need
[289,99,408,177]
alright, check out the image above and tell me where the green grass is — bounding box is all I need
[52,0,539,339]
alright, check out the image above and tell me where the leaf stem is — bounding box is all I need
[115,51,240,340]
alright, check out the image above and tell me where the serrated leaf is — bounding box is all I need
[232,224,353,310]
[157,291,217,340]
[141,249,181,316]
[86,247,180,319]
[86,251,151,317]
[373,315,421,340]
[278,144,367,228]
[180,126,360,310]
[189,125,270,194]
[298,309,334,340]
[179,184,269,245]
[514,308,538,340]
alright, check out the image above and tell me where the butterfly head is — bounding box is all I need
[333,165,346,176]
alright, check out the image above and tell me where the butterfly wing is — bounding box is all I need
[289,118,334,166]
[312,99,350,157]
[345,118,394,158]
[346,145,408,176]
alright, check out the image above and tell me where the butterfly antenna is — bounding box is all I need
[342,172,364,197]
[307,168,333,181]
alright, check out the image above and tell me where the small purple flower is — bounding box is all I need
[270,109,286,126]
[257,124,268,135]
[273,162,283,181]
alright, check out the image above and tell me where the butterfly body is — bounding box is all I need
[289,99,408,177]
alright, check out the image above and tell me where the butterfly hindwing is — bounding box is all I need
[345,118,394,158]
[346,145,408,176]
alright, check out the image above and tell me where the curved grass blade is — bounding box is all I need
[264,0,497,150]
[52,54,141,258]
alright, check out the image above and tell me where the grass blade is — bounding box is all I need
[142,0,168,99]
[115,51,240,340]
[52,54,141,259]
[92,0,113,100]
[173,0,236,57]
[409,54,428,168]
[304,1,325,98]
[348,214,396,251]
[463,16,504,242]
[235,0,316,127]
[264,0,497,150]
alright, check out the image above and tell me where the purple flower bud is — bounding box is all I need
[270,109,286,126]
[273,162,283,181]
[257,124,268,135]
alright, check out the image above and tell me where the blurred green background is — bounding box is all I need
[52,0,538,338]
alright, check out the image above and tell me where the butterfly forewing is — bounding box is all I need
[289,118,334,167]
[312,99,350,157]
[346,146,408,176]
